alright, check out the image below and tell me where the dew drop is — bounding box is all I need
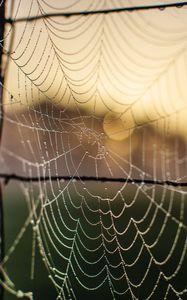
[17,290,24,298]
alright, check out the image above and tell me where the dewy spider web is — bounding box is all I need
[0,0,187,299]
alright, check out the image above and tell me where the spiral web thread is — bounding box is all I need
[0,0,187,299]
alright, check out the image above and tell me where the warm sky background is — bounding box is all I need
[3,0,187,142]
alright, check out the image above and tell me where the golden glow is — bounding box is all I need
[103,112,134,141]
[3,0,187,141]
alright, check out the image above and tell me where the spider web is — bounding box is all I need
[0,0,187,299]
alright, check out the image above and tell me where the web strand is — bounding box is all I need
[1,1,187,300]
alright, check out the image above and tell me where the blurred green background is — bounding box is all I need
[2,181,187,300]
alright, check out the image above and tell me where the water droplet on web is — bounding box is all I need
[33,225,38,232]
[17,290,24,298]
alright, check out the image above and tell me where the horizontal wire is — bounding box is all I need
[4,1,187,24]
[0,173,186,187]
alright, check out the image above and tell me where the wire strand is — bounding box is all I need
[4,1,187,24]
[0,173,186,187]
